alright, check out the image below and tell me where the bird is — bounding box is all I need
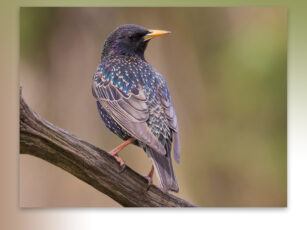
[92,24,180,193]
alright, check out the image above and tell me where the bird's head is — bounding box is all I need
[102,24,171,60]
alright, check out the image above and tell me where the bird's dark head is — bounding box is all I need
[102,24,170,60]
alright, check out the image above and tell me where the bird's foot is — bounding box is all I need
[108,138,135,173]
[145,175,153,191]
[109,151,126,172]
[144,165,154,191]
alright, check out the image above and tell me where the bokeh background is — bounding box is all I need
[19,7,287,207]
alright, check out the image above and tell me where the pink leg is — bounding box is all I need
[145,165,155,190]
[109,138,134,166]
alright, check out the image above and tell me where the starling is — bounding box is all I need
[92,24,180,192]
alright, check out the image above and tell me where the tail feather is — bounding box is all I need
[147,147,179,193]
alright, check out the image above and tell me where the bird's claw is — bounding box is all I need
[119,164,126,174]
[144,175,153,191]
[109,152,126,173]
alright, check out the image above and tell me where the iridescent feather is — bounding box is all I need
[92,24,180,192]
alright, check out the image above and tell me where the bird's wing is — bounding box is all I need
[158,78,181,163]
[92,68,166,155]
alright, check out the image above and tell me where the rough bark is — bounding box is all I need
[19,91,196,207]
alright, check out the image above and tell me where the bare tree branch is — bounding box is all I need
[19,90,196,207]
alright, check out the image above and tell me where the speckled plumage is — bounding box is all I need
[92,24,180,192]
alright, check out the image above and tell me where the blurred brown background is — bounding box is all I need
[19,7,287,207]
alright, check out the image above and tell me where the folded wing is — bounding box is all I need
[92,69,166,155]
[159,79,181,163]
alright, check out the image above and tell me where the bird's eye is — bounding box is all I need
[128,35,135,41]
[128,33,144,41]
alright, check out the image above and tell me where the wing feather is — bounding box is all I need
[92,69,166,155]
[159,79,181,163]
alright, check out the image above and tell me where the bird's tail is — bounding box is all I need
[146,147,179,193]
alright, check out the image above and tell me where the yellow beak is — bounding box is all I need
[143,29,171,41]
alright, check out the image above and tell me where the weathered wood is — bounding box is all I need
[19,91,196,207]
